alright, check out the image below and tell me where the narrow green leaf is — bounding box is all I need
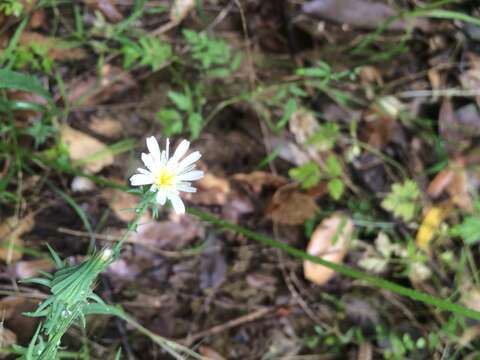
[0,69,52,103]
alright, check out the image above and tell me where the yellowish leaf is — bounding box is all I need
[415,205,450,252]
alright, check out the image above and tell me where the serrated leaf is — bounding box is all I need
[328,178,344,200]
[289,162,321,189]
[168,90,192,112]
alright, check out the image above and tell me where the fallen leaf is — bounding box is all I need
[13,258,54,279]
[199,346,226,360]
[233,171,288,193]
[0,296,39,344]
[184,173,230,205]
[0,327,17,348]
[446,166,474,212]
[303,214,354,285]
[89,115,123,138]
[460,53,480,107]
[416,205,451,252]
[60,125,114,173]
[102,186,149,222]
[289,109,320,144]
[302,0,428,30]
[170,0,196,23]
[20,32,87,61]
[66,65,136,106]
[266,184,319,225]
[427,168,454,198]
[132,216,203,250]
[84,0,123,22]
[0,214,35,263]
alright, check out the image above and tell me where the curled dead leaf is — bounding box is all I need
[266,184,318,225]
[61,125,114,173]
[170,0,196,23]
[84,0,123,22]
[232,171,288,193]
[0,214,35,263]
[303,214,354,285]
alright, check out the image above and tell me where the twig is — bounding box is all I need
[181,307,273,346]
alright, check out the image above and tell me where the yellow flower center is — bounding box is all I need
[155,167,176,188]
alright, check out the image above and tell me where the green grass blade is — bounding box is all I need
[0,69,52,103]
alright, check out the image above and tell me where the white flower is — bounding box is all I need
[130,137,204,214]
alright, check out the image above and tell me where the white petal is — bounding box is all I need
[141,153,156,172]
[169,140,190,165]
[130,174,154,186]
[137,168,152,176]
[146,136,161,164]
[165,138,170,159]
[156,189,167,205]
[177,170,204,182]
[177,183,197,193]
[177,151,201,172]
[168,193,185,214]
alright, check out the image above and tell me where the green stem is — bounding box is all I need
[189,208,480,322]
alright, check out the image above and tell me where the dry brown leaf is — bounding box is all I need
[232,171,288,193]
[447,165,473,212]
[427,168,454,198]
[266,184,318,225]
[61,125,114,173]
[170,0,196,23]
[289,109,320,144]
[102,186,150,223]
[67,65,136,106]
[0,327,17,348]
[89,115,123,138]
[184,173,230,206]
[302,0,429,30]
[132,216,203,250]
[14,258,54,279]
[0,296,39,344]
[303,214,354,285]
[0,214,35,263]
[199,346,226,360]
[84,0,123,22]
[20,32,87,61]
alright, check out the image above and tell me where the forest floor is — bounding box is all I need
[1,1,480,359]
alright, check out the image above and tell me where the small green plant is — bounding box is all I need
[183,29,241,77]
[0,0,28,16]
[451,202,480,245]
[120,35,172,71]
[289,154,344,200]
[381,180,420,222]
[307,122,340,151]
[156,85,206,139]
[12,43,55,74]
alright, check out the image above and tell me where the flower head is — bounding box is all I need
[130,137,204,214]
